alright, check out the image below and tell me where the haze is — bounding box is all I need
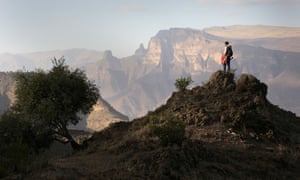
[0,0,299,57]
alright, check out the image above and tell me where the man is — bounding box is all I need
[223,41,233,72]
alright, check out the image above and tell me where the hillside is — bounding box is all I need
[24,71,300,179]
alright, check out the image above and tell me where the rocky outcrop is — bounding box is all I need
[134,43,147,56]
[157,71,300,143]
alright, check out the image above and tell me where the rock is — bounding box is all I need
[208,71,235,90]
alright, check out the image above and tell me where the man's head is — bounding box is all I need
[225,41,229,46]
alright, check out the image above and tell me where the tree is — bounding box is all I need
[12,57,99,149]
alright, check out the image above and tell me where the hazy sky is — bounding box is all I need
[0,0,299,57]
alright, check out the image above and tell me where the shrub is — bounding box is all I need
[152,112,185,146]
[0,112,35,177]
[174,76,193,91]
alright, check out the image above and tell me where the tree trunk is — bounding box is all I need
[61,126,83,150]
[69,137,82,150]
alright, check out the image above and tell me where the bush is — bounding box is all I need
[174,76,193,91]
[0,141,48,178]
[152,112,185,146]
[0,112,36,177]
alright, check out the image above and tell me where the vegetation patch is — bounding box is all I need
[151,112,185,147]
[174,76,193,92]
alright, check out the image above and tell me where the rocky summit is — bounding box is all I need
[24,71,300,180]
[156,71,300,144]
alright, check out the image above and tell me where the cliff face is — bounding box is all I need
[25,72,300,179]
[142,29,221,72]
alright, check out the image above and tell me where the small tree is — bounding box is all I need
[174,76,193,91]
[12,57,99,149]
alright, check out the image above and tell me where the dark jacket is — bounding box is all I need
[225,45,233,58]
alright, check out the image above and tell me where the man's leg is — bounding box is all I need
[227,59,231,72]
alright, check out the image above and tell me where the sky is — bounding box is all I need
[0,0,299,57]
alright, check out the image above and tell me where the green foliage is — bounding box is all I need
[152,112,185,147]
[174,76,193,91]
[12,57,99,149]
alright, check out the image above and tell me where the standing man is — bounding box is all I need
[223,41,233,73]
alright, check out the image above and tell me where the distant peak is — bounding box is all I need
[139,43,145,49]
[135,43,147,56]
[103,50,113,59]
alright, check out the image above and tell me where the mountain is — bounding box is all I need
[83,26,300,118]
[0,73,128,131]
[0,54,35,72]
[1,25,300,119]
[24,72,300,179]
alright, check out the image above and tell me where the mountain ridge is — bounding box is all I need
[0,25,299,118]
[204,25,300,39]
